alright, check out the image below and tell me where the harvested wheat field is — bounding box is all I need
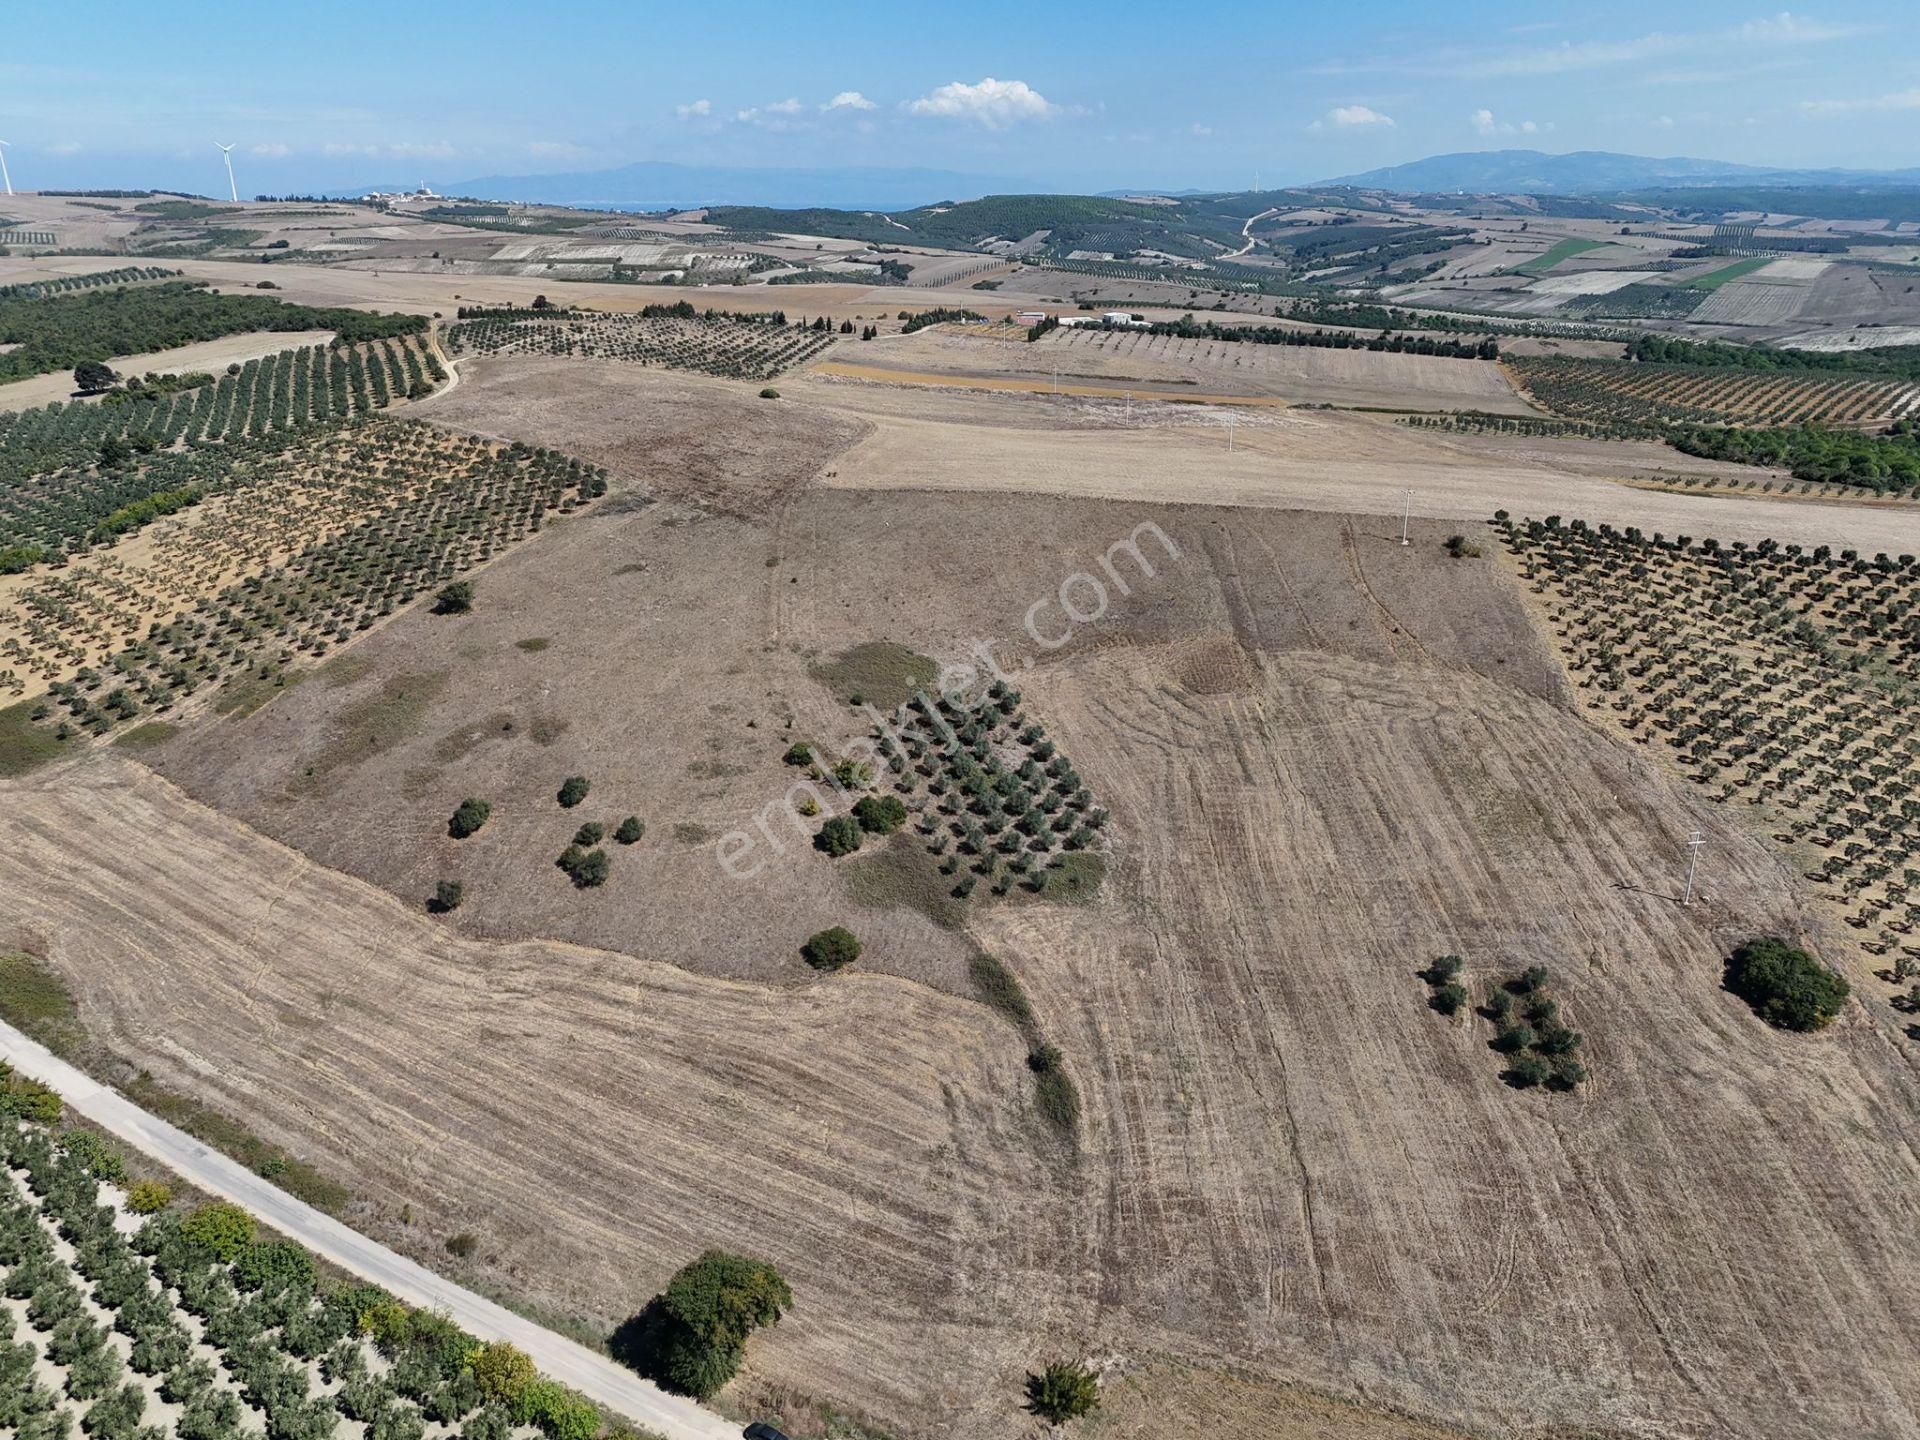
[12,444,1920,1438]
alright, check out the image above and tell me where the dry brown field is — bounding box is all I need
[12,234,1920,1440]
[5,339,1915,1436]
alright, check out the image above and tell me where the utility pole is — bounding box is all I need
[1400,487,1412,546]
[1227,412,1236,451]
[1682,830,1705,906]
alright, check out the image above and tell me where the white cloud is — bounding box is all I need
[906,77,1058,127]
[1313,104,1395,130]
[1470,108,1543,136]
[675,99,711,119]
[48,141,82,156]
[250,142,290,158]
[1738,11,1864,43]
[1656,114,1676,128]
[1189,123,1214,137]
[1800,87,1920,115]
[766,98,804,115]
[823,91,876,112]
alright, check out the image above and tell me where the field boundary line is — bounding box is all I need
[0,1017,741,1440]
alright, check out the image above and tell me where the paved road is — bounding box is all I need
[0,1022,740,1440]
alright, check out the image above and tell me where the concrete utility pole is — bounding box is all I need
[1400,487,1412,546]
[1683,830,1706,905]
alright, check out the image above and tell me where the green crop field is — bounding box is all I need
[1684,256,1772,290]
[1513,238,1608,276]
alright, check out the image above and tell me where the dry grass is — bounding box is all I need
[12,475,1918,1438]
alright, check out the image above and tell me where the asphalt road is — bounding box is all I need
[0,1021,741,1440]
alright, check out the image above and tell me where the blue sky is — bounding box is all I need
[5,2,1915,195]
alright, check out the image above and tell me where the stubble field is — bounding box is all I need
[7,389,1919,1436]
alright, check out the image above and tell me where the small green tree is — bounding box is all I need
[73,361,118,394]
[1505,1053,1552,1088]
[431,879,464,913]
[433,581,474,615]
[1725,937,1849,1031]
[180,1203,256,1261]
[614,816,645,844]
[781,742,814,766]
[448,798,491,839]
[469,1343,536,1405]
[802,927,861,971]
[573,822,604,847]
[1431,982,1468,1015]
[126,1181,172,1215]
[1025,1360,1099,1424]
[815,815,863,856]
[556,776,589,808]
[649,1251,791,1401]
[852,794,907,835]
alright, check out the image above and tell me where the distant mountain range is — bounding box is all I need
[365,160,1038,211]
[1322,149,1920,195]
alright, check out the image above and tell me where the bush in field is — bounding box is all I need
[1431,982,1468,1015]
[781,742,813,766]
[614,816,644,844]
[431,880,464,914]
[572,822,604,848]
[1025,1360,1100,1424]
[433,581,474,614]
[1504,1053,1553,1088]
[179,1202,256,1261]
[640,1250,792,1401]
[1725,937,1849,1031]
[815,815,863,856]
[448,798,491,839]
[126,1181,172,1214]
[556,846,609,888]
[469,1342,536,1405]
[556,776,589,808]
[58,1131,124,1184]
[510,1381,597,1440]
[73,361,118,394]
[802,927,861,971]
[852,794,907,835]
[233,1240,315,1293]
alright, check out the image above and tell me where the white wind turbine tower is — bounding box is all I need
[0,142,14,198]
[217,143,237,203]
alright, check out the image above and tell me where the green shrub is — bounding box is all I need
[648,1251,791,1401]
[1493,1022,1537,1054]
[1516,964,1550,993]
[802,926,861,971]
[59,1131,125,1184]
[1725,936,1849,1031]
[555,776,590,808]
[852,794,907,835]
[1431,982,1468,1015]
[126,1180,172,1215]
[433,581,474,615]
[969,953,1033,1028]
[431,880,464,914]
[448,798,491,839]
[179,1203,255,1261]
[469,1342,536,1404]
[614,816,645,844]
[815,815,863,857]
[233,1240,315,1293]
[758,387,779,400]
[782,742,813,766]
[1025,1360,1099,1424]
[559,848,609,889]
[1428,954,1464,982]
[1504,1053,1552,1088]
[1444,534,1483,559]
[573,822,604,847]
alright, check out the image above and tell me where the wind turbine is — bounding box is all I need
[0,142,13,198]
[217,143,237,203]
